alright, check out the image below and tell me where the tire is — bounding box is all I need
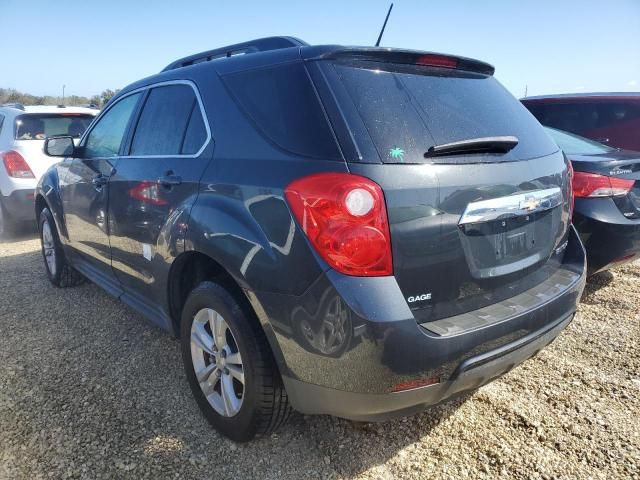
[181,281,291,442]
[0,197,17,239]
[39,207,85,288]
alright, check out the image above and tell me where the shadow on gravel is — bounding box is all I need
[0,224,38,245]
[581,270,615,304]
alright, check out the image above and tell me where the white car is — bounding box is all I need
[0,104,98,236]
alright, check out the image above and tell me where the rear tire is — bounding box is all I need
[181,281,291,442]
[0,197,17,239]
[39,207,85,288]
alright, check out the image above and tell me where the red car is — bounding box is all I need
[522,93,640,152]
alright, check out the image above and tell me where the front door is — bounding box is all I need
[108,82,212,314]
[61,92,142,289]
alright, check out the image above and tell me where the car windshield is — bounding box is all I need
[15,113,94,140]
[544,126,616,155]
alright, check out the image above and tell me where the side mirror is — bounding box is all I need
[44,135,75,157]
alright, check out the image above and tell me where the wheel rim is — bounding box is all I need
[41,220,57,276]
[190,308,245,417]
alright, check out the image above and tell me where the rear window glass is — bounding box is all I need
[330,61,557,163]
[222,63,341,160]
[130,84,206,156]
[545,127,615,155]
[526,102,640,134]
[15,114,94,140]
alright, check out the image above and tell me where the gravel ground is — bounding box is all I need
[0,231,638,479]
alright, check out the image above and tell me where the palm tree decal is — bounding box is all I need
[389,147,405,161]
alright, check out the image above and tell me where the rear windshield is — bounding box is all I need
[545,127,615,155]
[15,114,94,140]
[329,61,557,163]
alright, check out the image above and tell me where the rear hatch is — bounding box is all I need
[310,50,572,324]
[12,113,94,179]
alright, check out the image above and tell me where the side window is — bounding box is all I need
[84,93,141,158]
[222,63,341,160]
[0,114,4,135]
[595,103,640,129]
[130,84,206,156]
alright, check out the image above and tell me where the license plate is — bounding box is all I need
[494,226,531,260]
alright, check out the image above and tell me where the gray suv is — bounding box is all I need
[36,37,586,441]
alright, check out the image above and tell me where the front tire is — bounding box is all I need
[39,208,85,288]
[181,281,291,442]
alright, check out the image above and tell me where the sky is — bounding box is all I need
[1,0,639,99]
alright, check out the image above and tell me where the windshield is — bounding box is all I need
[329,60,558,163]
[15,113,94,140]
[544,126,615,155]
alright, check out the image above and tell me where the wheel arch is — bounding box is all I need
[35,169,68,241]
[167,250,289,374]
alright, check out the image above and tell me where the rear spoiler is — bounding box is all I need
[306,47,495,76]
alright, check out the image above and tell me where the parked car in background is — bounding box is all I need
[0,104,97,236]
[545,126,640,274]
[522,93,640,151]
[36,37,585,442]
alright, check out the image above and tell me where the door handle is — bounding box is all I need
[158,174,182,188]
[92,175,108,189]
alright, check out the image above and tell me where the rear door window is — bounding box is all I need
[130,84,207,156]
[222,63,341,160]
[328,61,557,163]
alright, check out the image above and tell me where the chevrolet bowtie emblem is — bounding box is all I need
[519,197,541,212]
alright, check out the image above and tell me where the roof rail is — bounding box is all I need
[162,36,308,72]
[1,103,25,110]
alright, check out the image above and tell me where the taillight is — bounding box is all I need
[285,173,393,276]
[567,160,575,221]
[1,150,34,178]
[572,171,635,198]
[128,181,168,205]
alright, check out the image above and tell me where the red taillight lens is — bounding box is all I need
[128,181,168,205]
[285,173,393,276]
[572,171,635,198]
[567,160,575,221]
[1,150,34,178]
[416,54,458,69]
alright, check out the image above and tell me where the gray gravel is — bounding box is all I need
[0,232,638,479]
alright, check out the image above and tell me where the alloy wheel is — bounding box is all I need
[190,308,245,417]
[41,219,57,276]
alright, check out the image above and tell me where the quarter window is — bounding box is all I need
[222,63,341,160]
[130,84,207,156]
[84,93,141,158]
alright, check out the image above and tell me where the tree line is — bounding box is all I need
[0,87,120,108]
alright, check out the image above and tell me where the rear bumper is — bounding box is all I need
[283,313,573,421]
[573,198,640,273]
[254,226,586,420]
[1,188,36,223]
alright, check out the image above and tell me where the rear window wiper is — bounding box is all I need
[424,136,519,158]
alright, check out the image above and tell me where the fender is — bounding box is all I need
[35,164,69,243]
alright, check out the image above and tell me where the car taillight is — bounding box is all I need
[1,150,35,178]
[285,172,393,276]
[572,171,635,198]
[128,181,168,205]
[567,160,575,221]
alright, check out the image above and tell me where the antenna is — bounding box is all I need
[375,3,394,47]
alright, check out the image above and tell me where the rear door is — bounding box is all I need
[108,81,212,313]
[315,55,571,324]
